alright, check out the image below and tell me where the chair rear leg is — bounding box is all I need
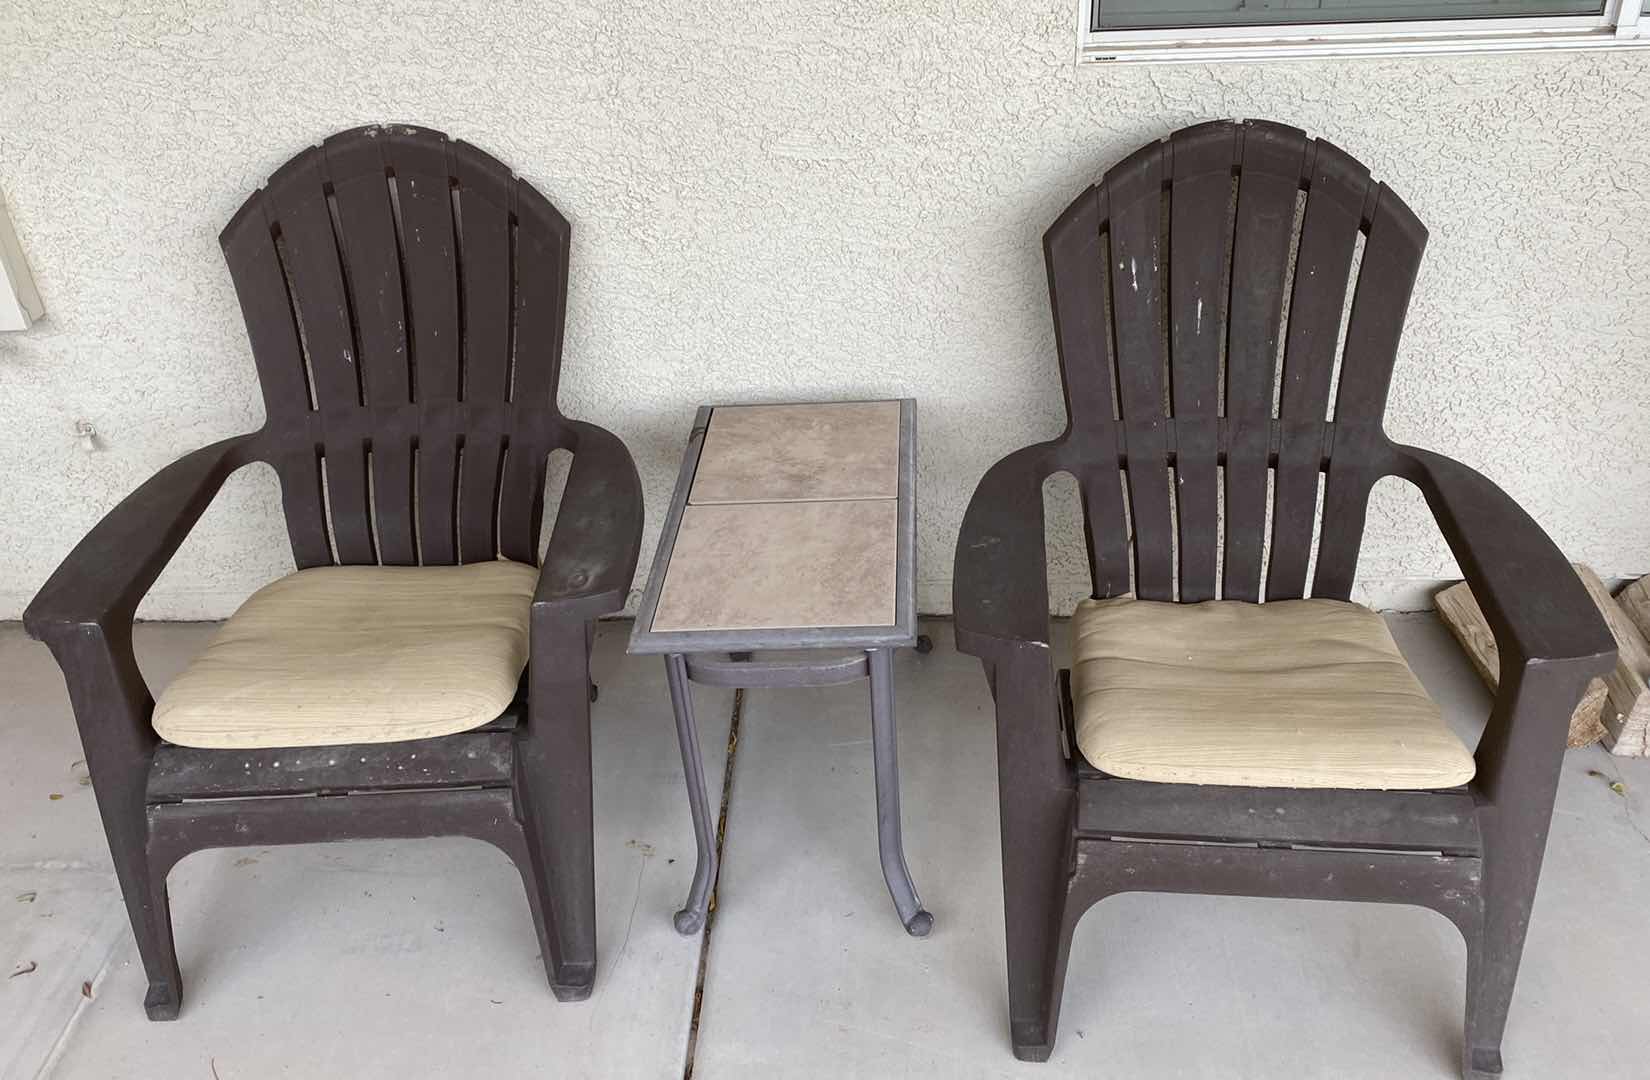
[516,667,598,1001]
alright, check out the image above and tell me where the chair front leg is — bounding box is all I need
[45,624,183,1019]
[988,642,1077,1061]
[517,615,598,1000]
[1463,659,1597,1079]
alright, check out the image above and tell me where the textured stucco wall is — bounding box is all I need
[2,2,1648,620]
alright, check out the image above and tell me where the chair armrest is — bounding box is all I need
[953,444,1057,661]
[532,421,644,626]
[1394,445,1615,675]
[24,434,258,643]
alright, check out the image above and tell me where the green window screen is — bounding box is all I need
[1095,0,1605,30]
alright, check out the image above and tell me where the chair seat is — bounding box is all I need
[152,561,539,750]
[1071,596,1476,790]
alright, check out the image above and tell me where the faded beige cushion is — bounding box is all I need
[1071,596,1475,790]
[152,561,539,749]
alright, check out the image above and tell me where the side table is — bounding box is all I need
[627,399,933,937]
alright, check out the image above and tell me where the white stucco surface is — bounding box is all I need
[2,2,1647,620]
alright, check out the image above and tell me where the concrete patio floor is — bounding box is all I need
[3,614,1648,1078]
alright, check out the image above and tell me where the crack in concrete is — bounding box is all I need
[0,862,106,874]
[1598,757,1650,848]
[608,856,649,986]
[30,908,128,1079]
[682,688,744,1080]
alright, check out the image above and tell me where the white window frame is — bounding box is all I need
[1080,0,1648,63]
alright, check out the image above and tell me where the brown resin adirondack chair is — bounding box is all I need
[24,124,642,1018]
[952,119,1615,1078]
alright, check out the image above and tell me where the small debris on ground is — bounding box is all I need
[16,891,36,903]
[9,961,37,978]
[232,856,258,868]
[70,759,90,786]
[81,980,93,998]
[626,839,655,856]
[48,793,63,801]
[1587,769,1629,796]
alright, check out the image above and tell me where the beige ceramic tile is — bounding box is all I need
[688,401,900,504]
[651,500,897,632]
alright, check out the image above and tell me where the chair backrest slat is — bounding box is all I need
[385,132,463,403]
[1166,125,1237,602]
[1045,120,1426,605]
[1266,141,1369,599]
[326,146,411,408]
[1044,192,1132,599]
[324,442,378,564]
[453,147,515,405]
[511,194,571,409]
[457,435,505,564]
[220,125,573,569]
[225,211,314,423]
[1104,147,1175,601]
[494,182,572,562]
[1312,184,1426,599]
[497,447,549,565]
[274,446,334,569]
[1222,125,1307,602]
[416,433,462,565]
[266,155,362,413]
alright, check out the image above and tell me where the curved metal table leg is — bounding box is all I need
[666,653,718,935]
[868,647,933,937]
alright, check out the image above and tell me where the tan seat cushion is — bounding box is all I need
[152,561,539,749]
[1071,596,1475,790]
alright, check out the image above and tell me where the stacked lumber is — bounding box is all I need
[1436,580,1608,749]
[1435,564,1650,756]
[1606,574,1650,756]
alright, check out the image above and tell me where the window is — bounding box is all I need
[1082,0,1649,62]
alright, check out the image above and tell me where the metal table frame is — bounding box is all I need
[628,399,932,937]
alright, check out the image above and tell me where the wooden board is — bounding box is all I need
[1435,579,1609,749]
[1571,565,1650,757]
[1615,574,1650,646]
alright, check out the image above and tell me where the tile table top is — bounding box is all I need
[629,399,916,655]
[688,401,901,505]
[650,500,898,632]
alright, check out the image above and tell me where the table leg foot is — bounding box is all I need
[903,909,935,938]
